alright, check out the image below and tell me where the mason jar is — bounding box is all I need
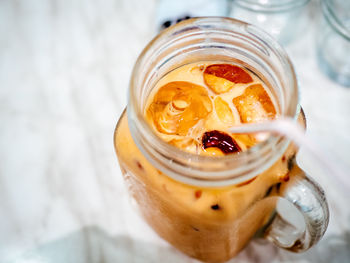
[230,0,310,46]
[114,17,329,263]
[317,0,350,87]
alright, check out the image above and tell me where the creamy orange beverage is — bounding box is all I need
[115,62,304,262]
[114,18,328,263]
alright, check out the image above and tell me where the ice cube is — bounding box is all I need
[232,84,276,124]
[203,64,253,94]
[214,97,235,124]
[146,81,212,135]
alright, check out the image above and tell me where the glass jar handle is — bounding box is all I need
[263,163,329,252]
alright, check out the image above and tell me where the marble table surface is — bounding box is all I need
[1,0,349,262]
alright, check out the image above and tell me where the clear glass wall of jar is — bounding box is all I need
[317,0,350,87]
[230,0,310,46]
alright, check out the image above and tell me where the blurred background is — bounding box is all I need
[0,0,349,262]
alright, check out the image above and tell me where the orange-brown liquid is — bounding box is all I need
[114,62,304,262]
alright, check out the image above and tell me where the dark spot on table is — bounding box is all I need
[162,20,171,29]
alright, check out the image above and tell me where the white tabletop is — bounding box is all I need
[1,0,350,262]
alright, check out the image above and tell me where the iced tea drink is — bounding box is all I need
[115,62,302,262]
[114,18,328,263]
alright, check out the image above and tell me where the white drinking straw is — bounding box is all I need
[228,117,350,196]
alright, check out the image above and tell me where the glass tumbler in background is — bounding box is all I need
[229,0,310,46]
[317,0,350,87]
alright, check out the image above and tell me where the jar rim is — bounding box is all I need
[233,0,310,13]
[128,17,299,186]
